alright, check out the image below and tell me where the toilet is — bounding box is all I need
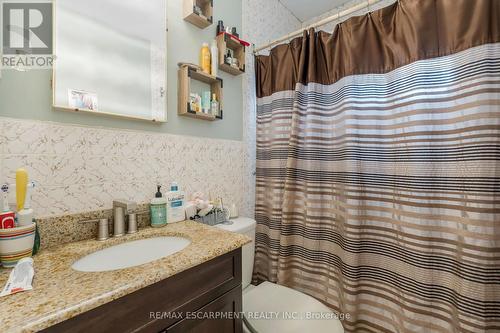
[216,217,344,333]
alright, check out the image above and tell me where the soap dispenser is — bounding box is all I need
[150,185,167,228]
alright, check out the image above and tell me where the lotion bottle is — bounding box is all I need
[202,91,211,114]
[166,182,185,223]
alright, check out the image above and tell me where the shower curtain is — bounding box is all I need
[253,0,500,332]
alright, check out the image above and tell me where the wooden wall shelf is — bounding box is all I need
[178,64,223,121]
[216,33,245,76]
[183,0,213,29]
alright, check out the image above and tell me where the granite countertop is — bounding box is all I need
[0,220,250,333]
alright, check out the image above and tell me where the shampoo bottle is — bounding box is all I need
[166,182,185,223]
[200,42,211,74]
[150,185,167,228]
[210,39,218,77]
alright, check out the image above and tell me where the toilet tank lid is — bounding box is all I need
[216,217,256,234]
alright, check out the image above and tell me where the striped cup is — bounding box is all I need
[0,223,36,268]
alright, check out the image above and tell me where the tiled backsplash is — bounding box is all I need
[0,117,246,218]
[35,204,152,249]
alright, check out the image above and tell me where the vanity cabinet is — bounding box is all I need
[42,249,242,333]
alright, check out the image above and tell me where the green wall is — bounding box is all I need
[0,0,243,141]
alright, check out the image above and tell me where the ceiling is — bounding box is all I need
[279,0,352,22]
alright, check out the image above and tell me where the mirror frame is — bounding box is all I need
[51,0,168,123]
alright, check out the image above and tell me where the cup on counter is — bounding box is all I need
[0,223,36,268]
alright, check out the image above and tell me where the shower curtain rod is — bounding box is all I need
[253,0,384,54]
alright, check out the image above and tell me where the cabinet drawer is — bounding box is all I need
[163,286,242,333]
[42,249,242,333]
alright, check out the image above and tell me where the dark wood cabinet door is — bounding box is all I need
[163,286,242,333]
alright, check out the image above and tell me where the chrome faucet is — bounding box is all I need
[113,200,137,237]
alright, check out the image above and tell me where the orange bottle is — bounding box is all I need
[200,42,211,74]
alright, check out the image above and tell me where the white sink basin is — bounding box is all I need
[72,236,191,272]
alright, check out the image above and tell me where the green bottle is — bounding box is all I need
[150,185,167,227]
[32,220,41,255]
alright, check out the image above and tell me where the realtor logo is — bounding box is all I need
[1,1,53,69]
[2,1,52,54]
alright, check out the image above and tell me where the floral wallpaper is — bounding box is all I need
[0,118,245,217]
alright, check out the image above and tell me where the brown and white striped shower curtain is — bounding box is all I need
[253,0,500,332]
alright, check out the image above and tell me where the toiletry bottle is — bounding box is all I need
[216,20,225,35]
[210,39,218,77]
[150,185,167,228]
[166,182,185,223]
[202,91,211,114]
[17,181,34,226]
[200,42,211,74]
[195,94,202,112]
[231,27,239,38]
[33,223,41,255]
[211,93,219,117]
[225,50,233,65]
[189,93,197,112]
[0,184,15,229]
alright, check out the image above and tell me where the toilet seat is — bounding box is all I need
[242,282,344,333]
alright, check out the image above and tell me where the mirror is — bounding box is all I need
[53,0,167,122]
